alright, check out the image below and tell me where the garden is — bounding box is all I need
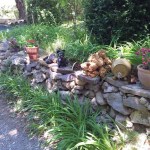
[0,0,150,150]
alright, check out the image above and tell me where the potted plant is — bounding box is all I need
[136,48,150,89]
[25,40,39,61]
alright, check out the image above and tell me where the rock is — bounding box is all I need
[59,91,71,100]
[120,83,150,99]
[87,91,95,99]
[139,97,148,105]
[95,91,107,105]
[70,81,75,89]
[75,71,100,84]
[11,56,26,66]
[71,89,82,95]
[91,98,98,110]
[73,85,84,90]
[62,82,72,90]
[123,97,146,110]
[147,104,150,111]
[0,41,9,51]
[109,108,117,118]
[130,111,150,126]
[104,93,131,115]
[146,128,150,135]
[33,71,47,83]
[49,70,62,80]
[115,114,133,129]
[45,78,53,91]
[102,82,118,93]
[86,84,100,92]
[75,78,86,86]
[106,76,129,88]
[78,95,86,105]
[50,63,74,74]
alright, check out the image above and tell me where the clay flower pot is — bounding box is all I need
[25,47,39,61]
[137,64,150,90]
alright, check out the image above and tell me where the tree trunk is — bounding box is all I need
[15,0,26,20]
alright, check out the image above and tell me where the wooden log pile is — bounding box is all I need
[81,50,112,78]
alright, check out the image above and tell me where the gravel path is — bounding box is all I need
[0,95,42,150]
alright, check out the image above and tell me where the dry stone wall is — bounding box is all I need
[0,41,150,130]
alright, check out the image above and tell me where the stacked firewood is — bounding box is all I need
[81,50,112,78]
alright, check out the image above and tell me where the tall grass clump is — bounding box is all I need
[0,23,149,64]
[0,72,117,150]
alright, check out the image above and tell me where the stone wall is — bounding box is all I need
[0,42,150,129]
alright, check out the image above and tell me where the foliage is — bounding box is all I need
[0,24,150,64]
[136,48,150,70]
[0,72,117,150]
[84,0,150,44]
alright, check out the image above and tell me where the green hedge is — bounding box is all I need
[84,0,150,44]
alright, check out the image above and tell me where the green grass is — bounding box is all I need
[1,23,149,64]
[0,72,117,150]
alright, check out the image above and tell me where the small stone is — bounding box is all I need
[73,85,84,90]
[62,82,72,90]
[88,91,95,99]
[59,91,71,100]
[91,98,98,110]
[71,89,82,95]
[86,84,100,92]
[70,81,75,89]
[45,78,53,91]
[49,70,62,80]
[115,114,128,129]
[58,74,76,82]
[147,105,150,110]
[33,71,47,83]
[139,97,148,105]
[146,128,150,135]
[109,108,117,118]
[75,78,86,86]
[95,91,107,105]
[102,82,118,93]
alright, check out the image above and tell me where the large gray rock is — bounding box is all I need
[102,82,118,93]
[106,77,128,88]
[120,83,150,99]
[95,91,107,105]
[33,71,47,83]
[130,111,150,126]
[75,71,100,84]
[45,78,53,91]
[50,63,74,74]
[123,96,146,110]
[104,93,131,115]
[0,41,9,51]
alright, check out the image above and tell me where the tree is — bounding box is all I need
[15,0,26,20]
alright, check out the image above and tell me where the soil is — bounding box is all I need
[0,94,42,150]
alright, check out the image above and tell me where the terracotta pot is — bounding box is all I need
[137,64,150,90]
[111,58,131,78]
[25,47,39,61]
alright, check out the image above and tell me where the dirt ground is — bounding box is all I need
[0,94,42,150]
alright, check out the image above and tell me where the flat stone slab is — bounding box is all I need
[120,83,150,99]
[49,63,74,74]
[105,77,128,88]
[75,71,100,84]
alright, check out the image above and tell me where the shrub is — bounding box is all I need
[84,0,150,44]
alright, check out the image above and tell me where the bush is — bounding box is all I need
[84,0,150,44]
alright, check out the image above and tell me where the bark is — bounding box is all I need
[15,0,26,20]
